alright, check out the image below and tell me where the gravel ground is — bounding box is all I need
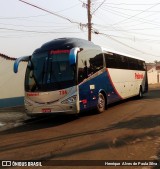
[0,106,28,131]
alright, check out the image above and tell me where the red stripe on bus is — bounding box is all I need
[106,68,123,99]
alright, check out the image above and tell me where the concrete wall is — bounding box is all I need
[0,57,27,107]
[147,67,160,84]
[158,73,160,83]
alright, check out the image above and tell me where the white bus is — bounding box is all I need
[14,38,148,116]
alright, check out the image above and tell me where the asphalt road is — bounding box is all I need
[0,84,160,169]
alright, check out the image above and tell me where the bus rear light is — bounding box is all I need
[61,95,77,104]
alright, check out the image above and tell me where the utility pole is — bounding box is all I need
[87,0,92,41]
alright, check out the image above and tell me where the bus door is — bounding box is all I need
[78,59,91,111]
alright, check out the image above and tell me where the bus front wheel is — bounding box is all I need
[97,93,106,113]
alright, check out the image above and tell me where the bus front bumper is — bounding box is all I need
[25,104,77,116]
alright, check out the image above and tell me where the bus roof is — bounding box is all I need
[101,47,145,62]
[33,37,100,54]
[32,37,145,62]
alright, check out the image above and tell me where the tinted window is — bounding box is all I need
[78,49,103,84]
[128,58,138,70]
[120,55,129,69]
[142,61,147,70]
[25,51,76,92]
[104,53,117,68]
[137,60,146,70]
[89,53,103,74]
[105,53,129,69]
[104,52,146,70]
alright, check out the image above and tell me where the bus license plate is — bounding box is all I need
[42,108,51,113]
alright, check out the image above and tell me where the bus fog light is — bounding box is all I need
[61,95,77,104]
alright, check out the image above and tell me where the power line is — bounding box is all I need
[18,0,81,25]
[0,27,82,34]
[102,34,160,44]
[112,2,160,26]
[0,22,74,29]
[0,3,80,20]
[18,0,90,39]
[0,14,48,20]
[78,0,84,3]
[92,0,106,15]
[94,23,160,32]
[55,3,80,13]
[94,24,160,38]
[93,29,160,57]
[102,5,160,13]
[102,2,159,6]
[99,6,160,27]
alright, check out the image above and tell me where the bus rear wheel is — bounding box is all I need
[97,93,106,113]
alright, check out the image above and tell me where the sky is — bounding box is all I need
[1,0,160,62]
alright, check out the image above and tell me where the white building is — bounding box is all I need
[0,54,27,107]
[147,63,160,84]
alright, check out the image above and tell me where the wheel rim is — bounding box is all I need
[98,94,105,109]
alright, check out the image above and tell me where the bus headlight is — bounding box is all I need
[61,95,77,104]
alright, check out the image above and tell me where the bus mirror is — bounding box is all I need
[14,55,30,73]
[69,47,80,65]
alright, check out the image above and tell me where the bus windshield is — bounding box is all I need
[25,50,76,92]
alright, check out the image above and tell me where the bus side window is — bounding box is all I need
[78,59,88,83]
[83,60,88,79]
[115,54,122,69]
[143,61,146,71]
[128,58,138,70]
[77,49,103,84]
[137,60,146,71]
[104,53,117,68]
[105,53,129,69]
[89,53,103,75]
[120,55,129,69]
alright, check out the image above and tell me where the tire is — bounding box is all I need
[97,93,106,113]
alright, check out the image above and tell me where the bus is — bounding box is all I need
[14,38,148,116]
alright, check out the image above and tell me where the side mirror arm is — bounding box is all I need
[69,47,80,65]
[14,56,30,73]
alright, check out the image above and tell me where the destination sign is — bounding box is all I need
[50,50,70,55]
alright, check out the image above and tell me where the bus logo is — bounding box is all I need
[27,93,39,96]
[135,73,144,79]
[50,50,70,55]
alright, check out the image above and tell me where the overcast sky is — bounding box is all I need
[1,0,160,62]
